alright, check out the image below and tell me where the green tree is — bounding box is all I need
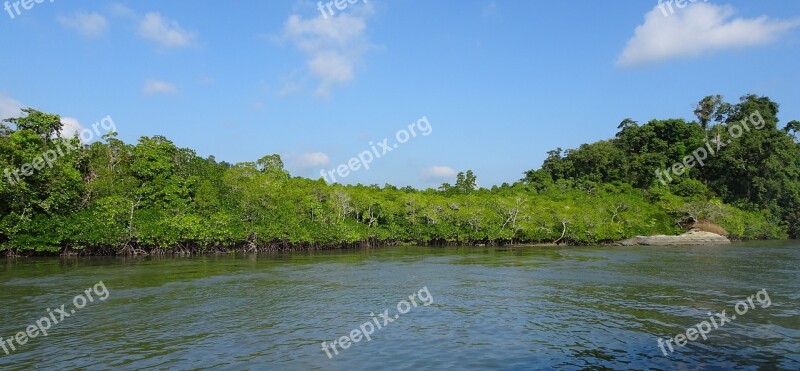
[694,95,723,130]
[784,120,800,140]
[3,108,63,141]
[617,118,638,129]
[454,170,477,194]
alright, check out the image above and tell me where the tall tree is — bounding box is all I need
[694,95,723,130]
[455,170,477,194]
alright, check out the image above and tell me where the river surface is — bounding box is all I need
[0,242,798,370]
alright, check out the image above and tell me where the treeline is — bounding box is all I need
[0,95,796,255]
[524,94,800,238]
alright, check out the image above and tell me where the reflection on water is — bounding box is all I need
[0,242,798,370]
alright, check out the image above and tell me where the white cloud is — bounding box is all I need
[617,3,800,67]
[138,12,194,48]
[59,118,109,143]
[294,152,330,169]
[280,7,373,96]
[308,51,355,88]
[421,166,458,181]
[0,94,23,121]
[108,3,135,18]
[143,79,177,94]
[58,12,108,37]
[59,117,88,140]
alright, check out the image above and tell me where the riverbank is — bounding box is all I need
[1,230,769,257]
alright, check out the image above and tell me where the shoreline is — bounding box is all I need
[1,231,779,257]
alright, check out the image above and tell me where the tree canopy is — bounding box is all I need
[1,96,797,255]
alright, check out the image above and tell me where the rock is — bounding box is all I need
[618,229,730,246]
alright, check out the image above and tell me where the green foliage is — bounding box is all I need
[3,108,63,141]
[0,97,796,254]
[526,95,799,238]
[671,178,709,200]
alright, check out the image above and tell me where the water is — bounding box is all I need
[1,242,798,370]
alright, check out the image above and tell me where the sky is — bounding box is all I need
[1,0,799,188]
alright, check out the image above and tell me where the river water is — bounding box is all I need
[1,242,798,370]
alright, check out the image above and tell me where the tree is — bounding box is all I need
[455,170,477,194]
[3,108,63,141]
[701,95,799,218]
[784,120,800,140]
[694,95,723,130]
[540,148,573,181]
[522,168,554,191]
[617,118,638,129]
[257,154,284,173]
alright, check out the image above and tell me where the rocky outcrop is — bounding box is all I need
[619,229,730,246]
[682,218,729,236]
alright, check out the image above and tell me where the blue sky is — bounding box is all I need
[1,0,799,188]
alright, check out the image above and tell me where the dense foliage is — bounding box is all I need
[524,94,800,238]
[0,95,796,255]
